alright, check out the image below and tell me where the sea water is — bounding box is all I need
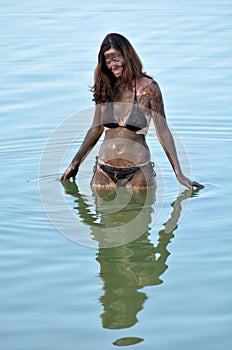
[0,1,231,349]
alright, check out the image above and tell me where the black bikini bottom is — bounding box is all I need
[95,158,155,184]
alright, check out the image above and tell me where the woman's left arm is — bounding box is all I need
[150,81,204,190]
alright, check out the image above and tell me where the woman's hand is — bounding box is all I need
[61,164,79,182]
[177,173,204,190]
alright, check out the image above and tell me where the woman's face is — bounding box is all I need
[104,48,124,78]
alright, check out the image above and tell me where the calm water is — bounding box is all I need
[1,1,232,349]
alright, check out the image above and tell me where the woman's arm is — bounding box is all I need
[150,81,204,189]
[61,104,104,181]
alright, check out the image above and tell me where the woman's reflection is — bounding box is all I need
[62,181,198,330]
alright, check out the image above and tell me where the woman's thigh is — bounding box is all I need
[127,163,156,188]
[91,167,116,189]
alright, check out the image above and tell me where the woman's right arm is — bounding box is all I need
[61,104,104,181]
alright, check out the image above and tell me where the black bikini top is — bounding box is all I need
[102,84,147,132]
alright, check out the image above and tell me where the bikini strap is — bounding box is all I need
[134,79,137,103]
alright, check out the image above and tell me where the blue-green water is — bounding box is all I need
[1,1,231,349]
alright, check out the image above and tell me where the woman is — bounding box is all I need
[61,33,203,190]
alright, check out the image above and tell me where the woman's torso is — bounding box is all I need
[99,76,153,167]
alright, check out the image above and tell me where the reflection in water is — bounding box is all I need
[113,337,144,347]
[62,181,197,332]
[63,182,159,247]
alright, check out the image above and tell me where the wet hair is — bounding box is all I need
[91,33,145,104]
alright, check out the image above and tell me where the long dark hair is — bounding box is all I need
[91,33,145,104]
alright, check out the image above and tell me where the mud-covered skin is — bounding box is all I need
[104,49,124,78]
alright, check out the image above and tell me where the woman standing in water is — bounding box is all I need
[61,33,203,190]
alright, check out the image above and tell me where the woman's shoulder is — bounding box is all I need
[138,75,165,116]
[138,75,162,97]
